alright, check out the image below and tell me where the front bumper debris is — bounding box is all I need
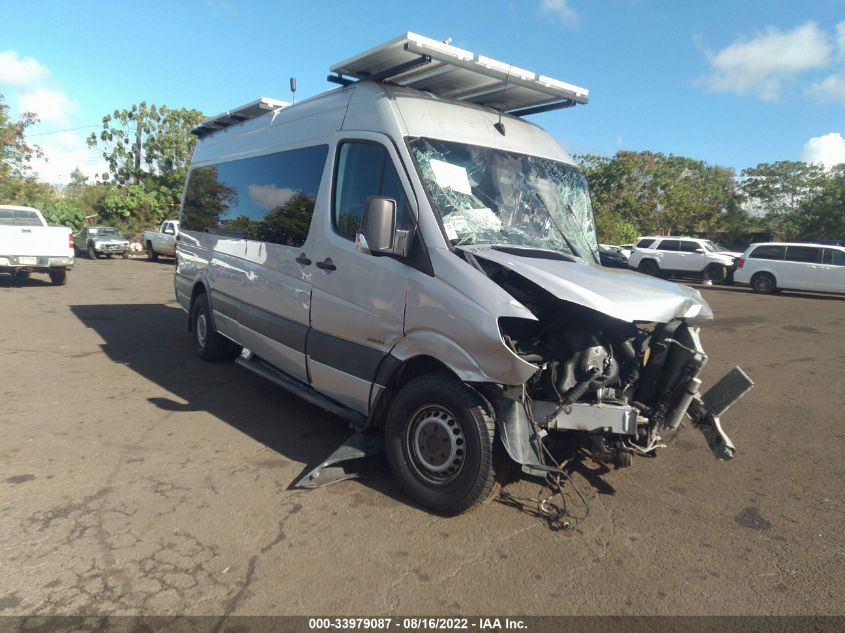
[688,366,754,460]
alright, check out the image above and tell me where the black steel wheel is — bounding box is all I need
[385,374,499,515]
[751,272,776,294]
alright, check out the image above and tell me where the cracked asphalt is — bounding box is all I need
[1,259,843,616]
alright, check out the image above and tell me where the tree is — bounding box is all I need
[86,102,205,230]
[0,92,45,204]
[796,164,845,240]
[577,151,736,239]
[739,161,828,239]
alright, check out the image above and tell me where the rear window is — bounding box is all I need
[822,249,845,266]
[749,245,785,260]
[0,209,42,226]
[636,238,655,248]
[784,246,820,263]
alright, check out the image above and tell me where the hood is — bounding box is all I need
[461,245,713,323]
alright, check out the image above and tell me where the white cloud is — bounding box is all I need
[838,21,845,58]
[30,131,107,184]
[698,22,832,100]
[801,132,845,168]
[0,50,50,89]
[808,70,845,105]
[540,0,579,26]
[18,88,76,124]
[0,49,76,125]
[248,184,297,209]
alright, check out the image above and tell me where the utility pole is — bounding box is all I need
[134,120,142,184]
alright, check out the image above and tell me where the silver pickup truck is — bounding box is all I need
[143,220,179,261]
[0,205,74,285]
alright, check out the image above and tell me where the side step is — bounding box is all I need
[235,355,366,428]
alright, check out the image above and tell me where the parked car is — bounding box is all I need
[74,227,129,259]
[175,33,750,516]
[598,244,628,268]
[734,242,845,294]
[143,220,179,261]
[628,236,736,283]
[0,205,74,285]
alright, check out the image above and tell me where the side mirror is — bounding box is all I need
[695,248,705,254]
[357,196,407,256]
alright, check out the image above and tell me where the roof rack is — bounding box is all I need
[192,97,290,138]
[328,32,589,116]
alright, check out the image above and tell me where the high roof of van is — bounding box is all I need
[190,81,576,169]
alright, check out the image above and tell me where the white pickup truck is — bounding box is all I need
[143,220,179,261]
[0,205,74,285]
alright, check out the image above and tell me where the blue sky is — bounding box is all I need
[1,0,844,183]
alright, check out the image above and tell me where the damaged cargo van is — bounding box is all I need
[175,33,752,515]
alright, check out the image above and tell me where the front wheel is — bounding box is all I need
[385,374,500,516]
[87,244,97,259]
[751,272,777,294]
[122,251,129,259]
[147,242,158,262]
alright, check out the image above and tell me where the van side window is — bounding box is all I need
[822,249,845,266]
[333,142,409,239]
[784,246,820,263]
[749,245,785,260]
[181,145,328,247]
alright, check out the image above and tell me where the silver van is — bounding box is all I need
[175,34,750,515]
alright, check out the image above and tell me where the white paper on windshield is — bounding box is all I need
[468,207,501,231]
[430,159,472,195]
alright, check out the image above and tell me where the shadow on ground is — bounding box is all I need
[69,303,403,506]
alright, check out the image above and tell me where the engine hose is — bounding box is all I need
[562,368,600,404]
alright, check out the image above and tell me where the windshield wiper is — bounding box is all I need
[533,192,581,258]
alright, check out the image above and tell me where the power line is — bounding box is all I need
[27,124,100,137]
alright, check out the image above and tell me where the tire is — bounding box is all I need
[638,259,659,276]
[751,272,777,294]
[385,373,500,516]
[147,242,158,262]
[106,253,113,259]
[87,244,97,259]
[190,292,240,361]
[122,251,129,259]
[704,264,727,283]
[49,270,67,286]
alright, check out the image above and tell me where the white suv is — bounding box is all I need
[628,236,737,282]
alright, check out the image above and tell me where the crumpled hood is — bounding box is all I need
[462,245,713,323]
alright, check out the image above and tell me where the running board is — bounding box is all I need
[235,356,366,428]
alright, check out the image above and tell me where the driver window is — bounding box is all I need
[334,142,410,240]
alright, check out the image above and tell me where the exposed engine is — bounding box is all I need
[487,257,716,470]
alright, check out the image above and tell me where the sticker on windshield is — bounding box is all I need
[443,222,458,241]
[430,159,472,195]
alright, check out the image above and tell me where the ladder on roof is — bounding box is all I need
[328,32,589,116]
[191,97,290,138]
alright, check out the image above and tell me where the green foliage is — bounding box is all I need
[0,92,45,204]
[94,185,163,236]
[40,200,88,231]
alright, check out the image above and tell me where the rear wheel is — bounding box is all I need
[190,292,240,361]
[638,259,659,276]
[385,374,500,515]
[49,270,67,286]
[751,272,776,294]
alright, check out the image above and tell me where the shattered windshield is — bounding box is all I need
[408,137,599,264]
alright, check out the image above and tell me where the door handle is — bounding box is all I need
[316,259,336,271]
[296,253,312,266]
